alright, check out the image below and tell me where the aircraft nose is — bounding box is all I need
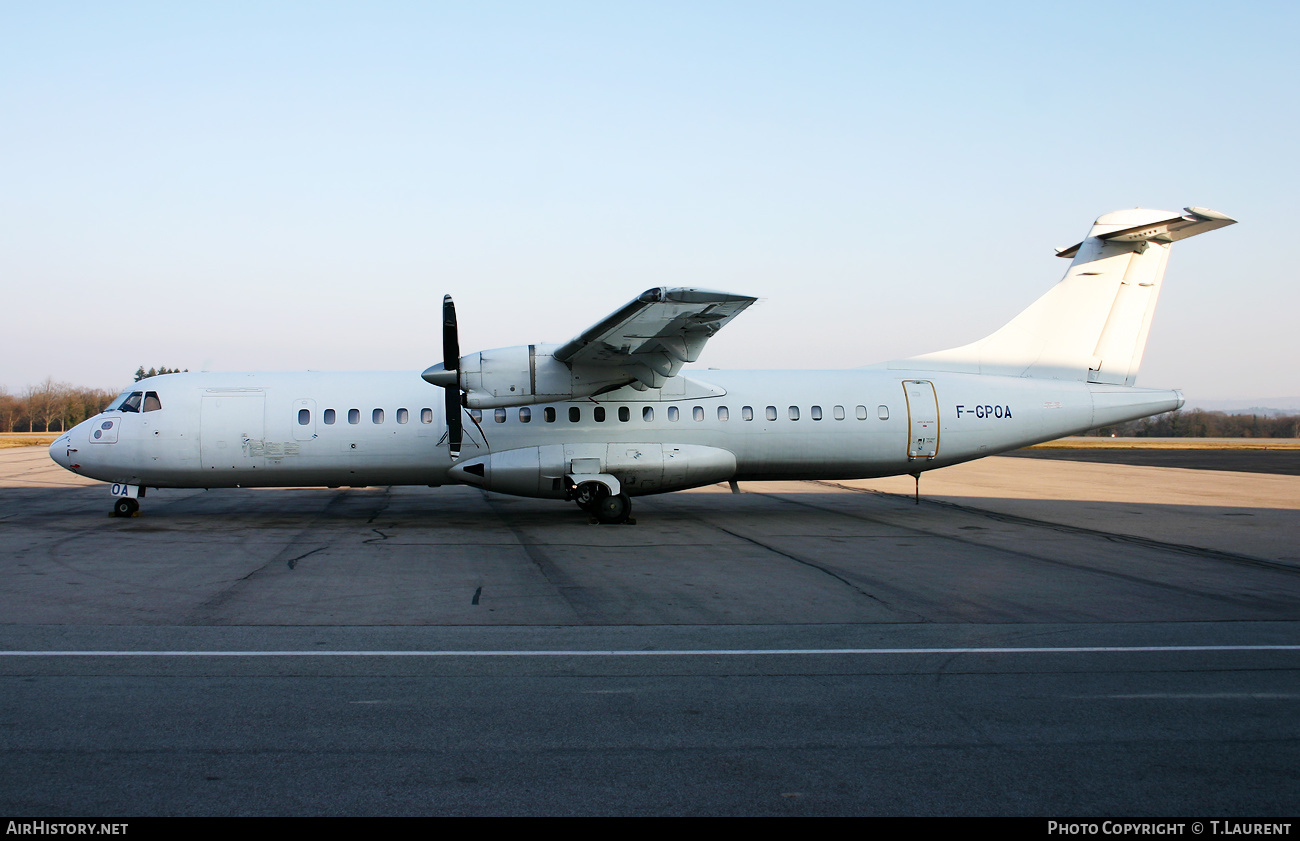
[48,425,83,472]
[49,435,70,468]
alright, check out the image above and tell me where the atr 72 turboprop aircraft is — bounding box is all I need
[50,206,1235,523]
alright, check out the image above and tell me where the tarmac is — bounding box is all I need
[2,444,1298,815]
[1007,446,1300,476]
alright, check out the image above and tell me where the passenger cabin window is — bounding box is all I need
[789,406,800,421]
[297,409,311,425]
[878,405,890,420]
[324,409,337,425]
[545,407,556,423]
[519,407,532,423]
[717,406,729,421]
[618,406,629,422]
[693,406,704,421]
[494,408,506,423]
[668,406,679,422]
[118,392,143,413]
[766,406,777,421]
[642,406,654,422]
[372,408,385,424]
[569,407,580,422]
[348,408,360,424]
[742,406,753,421]
[470,408,483,423]
[811,405,822,421]
[855,405,867,420]
[421,408,433,424]
[397,408,409,424]
[594,407,606,422]
[833,405,845,420]
[143,392,162,412]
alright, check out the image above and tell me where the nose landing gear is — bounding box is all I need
[112,497,139,517]
[109,483,143,517]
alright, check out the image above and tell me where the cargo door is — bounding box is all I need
[200,393,266,471]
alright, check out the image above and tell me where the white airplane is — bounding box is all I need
[50,206,1235,523]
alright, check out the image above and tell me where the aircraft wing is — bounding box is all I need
[554,287,757,389]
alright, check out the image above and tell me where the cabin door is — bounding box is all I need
[902,380,939,459]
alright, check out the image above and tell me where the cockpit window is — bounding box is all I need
[118,392,144,413]
[143,392,162,412]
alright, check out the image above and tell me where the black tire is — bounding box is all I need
[594,493,631,524]
[113,498,134,517]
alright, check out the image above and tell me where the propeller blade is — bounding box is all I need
[442,295,462,459]
[443,295,459,370]
[446,386,462,460]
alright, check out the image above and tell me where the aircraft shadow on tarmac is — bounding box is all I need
[5,483,1299,627]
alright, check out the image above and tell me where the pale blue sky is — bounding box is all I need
[3,2,1295,404]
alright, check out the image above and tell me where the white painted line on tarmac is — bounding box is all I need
[1,645,1298,657]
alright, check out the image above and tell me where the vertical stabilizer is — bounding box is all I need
[895,207,1234,384]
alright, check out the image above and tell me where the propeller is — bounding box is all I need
[421,295,463,459]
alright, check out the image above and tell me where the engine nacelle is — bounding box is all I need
[448,443,738,499]
[456,344,630,409]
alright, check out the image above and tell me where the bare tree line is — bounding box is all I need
[0,379,120,433]
[1088,409,1300,438]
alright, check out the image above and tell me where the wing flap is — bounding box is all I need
[555,287,756,387]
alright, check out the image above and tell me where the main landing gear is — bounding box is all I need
[572,481,634,525]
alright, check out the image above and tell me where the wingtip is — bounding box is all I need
[1184,206,1237,224]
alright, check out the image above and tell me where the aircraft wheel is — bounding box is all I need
[113,498,137,518]
[574,481,605,514]
[594,492,631,524]
[574,482,601,506]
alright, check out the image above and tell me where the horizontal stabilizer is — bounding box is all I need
[1056,207,1235,258]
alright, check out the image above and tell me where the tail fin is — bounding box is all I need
[897,207,1235,384]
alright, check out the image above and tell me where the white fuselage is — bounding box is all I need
[46,206,1229,516]
[49,369,1182,497]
